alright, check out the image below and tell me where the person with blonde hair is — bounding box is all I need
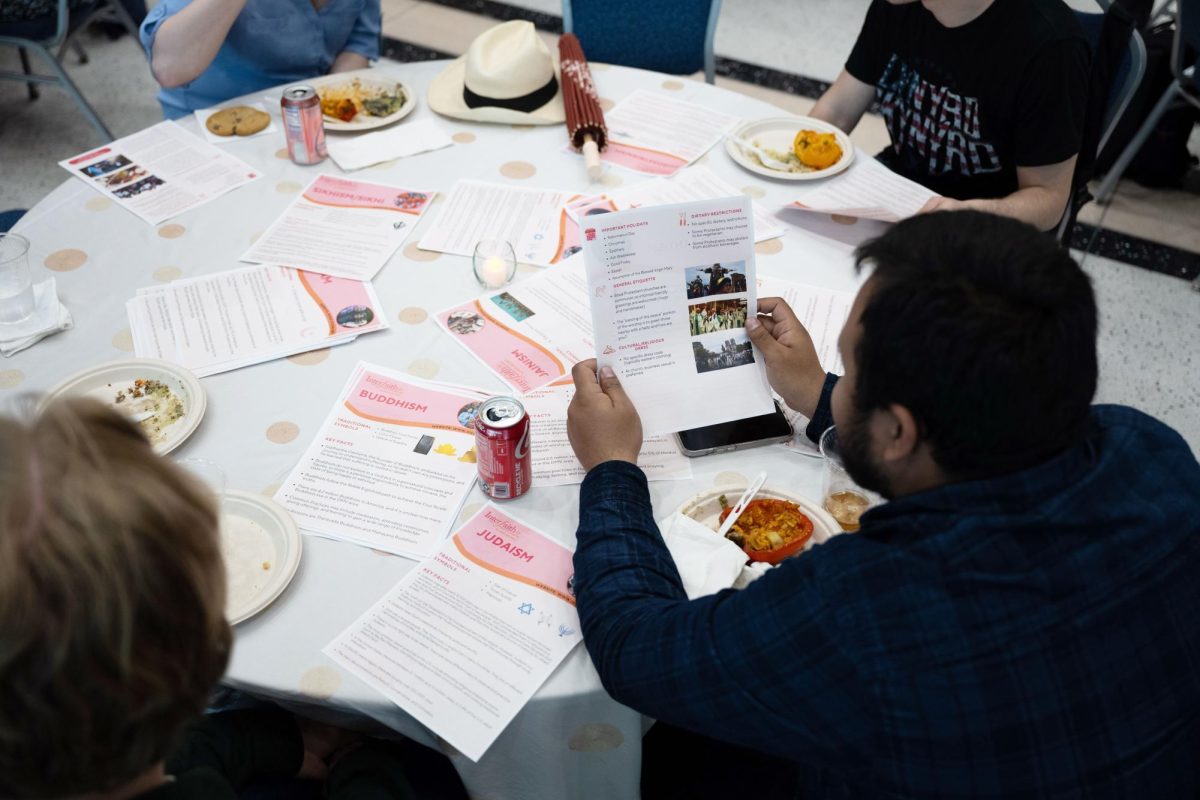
[0,398,468,799]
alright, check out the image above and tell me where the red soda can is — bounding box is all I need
[280,85,327,165]
[474,397,531,500]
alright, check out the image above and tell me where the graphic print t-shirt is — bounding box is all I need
[846,0,1089,200]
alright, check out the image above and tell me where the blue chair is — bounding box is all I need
[1094,0,1199,203]
[561,0,723,84]
[0,0,139,142]
[1058,0,1148,240]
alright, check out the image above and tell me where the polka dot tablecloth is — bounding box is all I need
[6,60,871,800]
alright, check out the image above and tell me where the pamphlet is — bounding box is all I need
[787,156,938,223]
[241,175,434,280]
[418,180,580,267]
[582,197,774,436]
[325,504,581,762]
[126,265,387,376]
[58,120,260,225]
[522,380,693,485]
[588,90,739,176]
[435,255,594,393]
[564,166,784,244]
[276,363,489,559]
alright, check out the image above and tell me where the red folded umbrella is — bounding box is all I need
[559,33,608,179]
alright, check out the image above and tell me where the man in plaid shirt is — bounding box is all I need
[567,211,1200,799]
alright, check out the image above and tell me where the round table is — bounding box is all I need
[6,59,876,800]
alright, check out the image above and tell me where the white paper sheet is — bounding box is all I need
[521,380,693,486]
[325,504,581,762]
[125,265,386,376]
[192,102,279,145]
[585,90,739,176]
[276,363,489,559]
[240,175,434,280]
[418,180,580,266]
[435,255,595,393]
[565,165,784,244]
[787,156,938,223]
[582,197,774,436]
[325,119,453,171]
[58,121,260,225]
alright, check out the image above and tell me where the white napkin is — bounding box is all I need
[660,511,771,599]
[326,119,453,171]
[193,101,279,145]
[0,279,72,357]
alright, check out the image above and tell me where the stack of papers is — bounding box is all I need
[325,118,453,171]
[242,175,435,280]
[127,265,388,376]
[788,156,938,223]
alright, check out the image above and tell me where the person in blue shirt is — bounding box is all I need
[566,210,1200,799]
[139,0,381,119]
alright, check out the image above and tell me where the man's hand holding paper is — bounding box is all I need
[567,359,643,472]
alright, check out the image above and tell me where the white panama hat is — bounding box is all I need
[428,20,565,125]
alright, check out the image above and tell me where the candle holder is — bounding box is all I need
[472,239,517,291]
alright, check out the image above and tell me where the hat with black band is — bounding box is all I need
[428,21,566,125]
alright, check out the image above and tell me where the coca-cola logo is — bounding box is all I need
[515,423,530,459]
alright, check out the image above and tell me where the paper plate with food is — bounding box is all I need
[679,485,842,564]
[310,71,416,131]
[44,358,206,456]
[725,116,854,181]
[220,491,302,625]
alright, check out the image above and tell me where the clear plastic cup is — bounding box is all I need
[819,426,882,532]
[0,233,34,324]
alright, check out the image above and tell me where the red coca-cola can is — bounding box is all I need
[474,397,531,500]
[280,85,327,165]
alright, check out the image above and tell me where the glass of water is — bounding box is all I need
[0,233,34,324]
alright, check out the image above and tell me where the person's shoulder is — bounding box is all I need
[1006,0,1087,45]
[1092,404,1197,458]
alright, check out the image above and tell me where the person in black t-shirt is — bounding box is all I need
[811,0,1089,231]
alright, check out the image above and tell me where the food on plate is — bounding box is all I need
[111,378,185,446]
[793,129,843,170]
[205,105,271,136]
[717,496,814,563]
[318,79,406,123]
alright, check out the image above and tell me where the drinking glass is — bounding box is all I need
[472,239,517,290]
[0,233,34,324]
[819,426,882,532]
[176,457,228,504]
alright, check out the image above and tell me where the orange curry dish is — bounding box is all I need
[718,498,814,563]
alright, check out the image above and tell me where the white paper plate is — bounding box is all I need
[725,116,855,181]
[677,484,842,557]
[43,358,206,455]
[309,71,417,131]
[220,491,302,625]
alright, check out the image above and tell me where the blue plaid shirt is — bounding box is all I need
[574,378,1200,798]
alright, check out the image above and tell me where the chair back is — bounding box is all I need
[561,0,722,83]
[1175,0,1199,81]
[0,0,69,46]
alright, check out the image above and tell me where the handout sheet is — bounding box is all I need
[564,165,784,244]
[522,380,693,486]
[583,90,739,176]
[325,504,582,762]
[126,265,388,376]
[435,255,594,393]
[276,362,489,559]
[418,180,580,267]
[582,197,775,436]
[786,156,938,223]
[241,175,434,280]
[58,120,260,225]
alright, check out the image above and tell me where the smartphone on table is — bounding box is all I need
[674,401,794,457]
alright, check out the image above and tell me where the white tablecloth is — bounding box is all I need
[5,59,878,800]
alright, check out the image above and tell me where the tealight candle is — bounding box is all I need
[472,239,516,290]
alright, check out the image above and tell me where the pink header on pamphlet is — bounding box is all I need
[304,175,432,215]
[600,142,688,176]
[67,147,112,165]
[437,300,564,393]
[344,370,480,433]
[452,506,576,606]
[297,271,383,335]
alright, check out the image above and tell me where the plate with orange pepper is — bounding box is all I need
[724,116,854,181]
[678,485,842,564]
